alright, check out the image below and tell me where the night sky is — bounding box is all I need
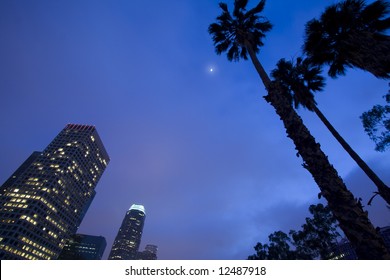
[0,0,389,260]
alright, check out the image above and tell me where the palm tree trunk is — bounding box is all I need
[245,42,390,259]
[313,105,390,206]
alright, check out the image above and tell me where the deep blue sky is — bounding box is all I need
[0,0,389,260]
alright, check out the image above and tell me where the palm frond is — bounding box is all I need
[219,2,229,13]
[247,0,266,17]
[361,0,390,32]
[303,0,390,78]
[233,0,249,17]
[227,44,240,61]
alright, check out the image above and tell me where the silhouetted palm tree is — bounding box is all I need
[304,0,390,79]
[209,0,390,259]
[271,57,390,206]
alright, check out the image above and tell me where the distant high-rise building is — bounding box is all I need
[0,124,109,260]
[328,226,390,260]
[108,204,145,260]
[58,233,106,260]
[137,244,158,260]
[145,244,158,255]
[328,238,358,260]
[380,226,390,249]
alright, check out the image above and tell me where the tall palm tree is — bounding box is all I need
[209,0,390,259]
[304,0,390,79]
[271,57,390,206]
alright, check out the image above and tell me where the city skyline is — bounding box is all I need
[0,0,389,259]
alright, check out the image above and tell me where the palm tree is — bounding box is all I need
[304,0,390,79]
[208,0,390,259]
[271,57,390,206]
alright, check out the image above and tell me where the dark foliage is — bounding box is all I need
[248,204,340,260]
[304,0,390,78]
[208,0,272,62]
[361,85,390,152]
[271,57,325,110]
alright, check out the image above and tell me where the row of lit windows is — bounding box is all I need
[3,203,28,209]
[9,198,27,204]
[28,177,39,182]
[27,196,58,213]
[0,244,38,260]
[25,181,43,187]
[20,215,37,225]
[20,236,56,257]
[45,215,66,233]
[21,244,51,259]
[47,230,58,239]
[6,193,58,214]
[0,218,16,224]
[7,192,48,201]
[70,245,97,251]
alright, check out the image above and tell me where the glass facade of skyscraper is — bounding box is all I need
[0,124,109,260]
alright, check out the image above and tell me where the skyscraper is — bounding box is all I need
[108,204,145,260]
[0,124,109,260]
[58,233,107,260]
[137,244,158,260]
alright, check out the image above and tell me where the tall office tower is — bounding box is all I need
[58,233,107,260]
[108,204,146,260]
[0,124,109,260]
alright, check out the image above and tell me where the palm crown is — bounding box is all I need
[271,57,325,111]
[208,0,272,61]
[304,0,390,78]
